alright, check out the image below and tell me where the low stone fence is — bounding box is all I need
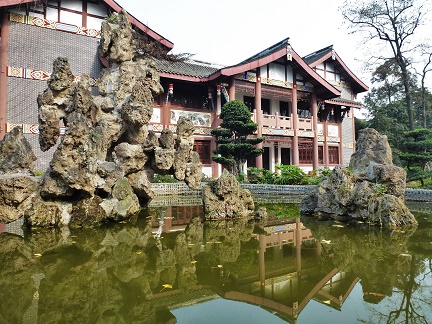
[405,188,432,202]
[151,183,432,202]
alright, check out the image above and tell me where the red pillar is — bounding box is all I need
[0,13,9,140]
[291,85,299,165]
[312,93,318,170]
[228,77,235,101]
[255,68,263,169]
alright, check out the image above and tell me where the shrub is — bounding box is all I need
[151,174,178,183]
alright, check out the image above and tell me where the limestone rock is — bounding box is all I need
[127,170,154,201]
[202,170,254,219]
[0,127,36,174]
[153,148,174,173]
[0,174,39,223]
[113,143,148,175]
[24,195,62,227]
[100,178,140,220]
[301,128,416,227]
[349,128,393,174]
[158,129,175,149]
[70,196,108,227]
[98,10,135,63]
[4,9,201,228]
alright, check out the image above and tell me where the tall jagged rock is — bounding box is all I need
[1,9,201,227]
[301,128,416,227]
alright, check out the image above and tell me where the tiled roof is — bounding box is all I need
[156,59,222,78]
[327,97,363,107]
[302,45,333,65]
[231,38,290,67]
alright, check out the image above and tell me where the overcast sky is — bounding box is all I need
[115,0,432,117]
[116,0,366,77]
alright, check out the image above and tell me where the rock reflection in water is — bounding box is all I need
[0,202,431,323]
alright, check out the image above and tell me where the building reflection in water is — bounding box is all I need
[149,205,359,322]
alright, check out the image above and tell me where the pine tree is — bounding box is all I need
[211,100,264,176]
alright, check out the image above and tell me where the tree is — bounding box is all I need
[398,128,432,186]
[341,0,429,131]
[211,100,264,176]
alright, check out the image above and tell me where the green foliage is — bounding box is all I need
[273,164,308,185]
[211,100,264,175]
[33,170,45,176]
[256,203,300,218]
[354,117,368,140]
[105,13,119,23]
[373,183,388,196]
[398,128,432,186]
[247,167,275,184]
[247,164,312,185]
[151,174,178,183]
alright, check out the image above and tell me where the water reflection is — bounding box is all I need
[1,202,432,323]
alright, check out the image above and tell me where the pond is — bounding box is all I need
[1,197,432,324]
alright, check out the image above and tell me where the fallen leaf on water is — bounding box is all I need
[34,253,42,257]
[71,241,77,244]
[217,264,223,268]
[215,241,222,244]
[191,260,197,264]
[400,253,411,257]
[159,284,173,292]
[136,251,142,255]
[70,235,77,238]
[188,243,195,246]
[332,224,344,228]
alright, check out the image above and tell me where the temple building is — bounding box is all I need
[0,0,368,178]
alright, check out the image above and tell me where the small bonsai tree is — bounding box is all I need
[211,100,264,176]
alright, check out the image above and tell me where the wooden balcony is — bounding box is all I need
[251,112,313,131]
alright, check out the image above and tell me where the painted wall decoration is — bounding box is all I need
[328,125,339,137]
[317,123,324,136]
[170,110,211,127]
[7,66,98,86]
[150,107,161,123]
[9,13,101,38]
[6,123,66,135]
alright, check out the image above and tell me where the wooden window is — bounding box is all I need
[329,146,339,164]
[318,146,324,164]
[299,144,313,164]
[298,144,323,164]
[194,140,211,164]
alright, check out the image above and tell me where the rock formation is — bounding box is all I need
[202,170,254,219]
[301,128,417,227]
[0,10,201,227]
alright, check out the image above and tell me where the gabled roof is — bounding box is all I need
[303,45,368,94]
[218,38,341,100]
[0,0,173,49]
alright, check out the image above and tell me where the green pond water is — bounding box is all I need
[1,198,432,324]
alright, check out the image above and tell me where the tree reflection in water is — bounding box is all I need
[0,203,431,323]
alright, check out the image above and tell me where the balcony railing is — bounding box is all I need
[251,112,313,131]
